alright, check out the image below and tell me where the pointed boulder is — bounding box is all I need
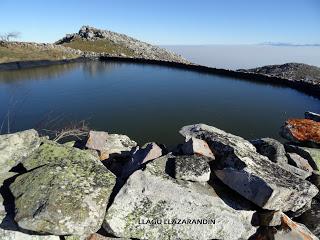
[180,124,319,212]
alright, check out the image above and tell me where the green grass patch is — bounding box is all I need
[61,38,135,56]
[0,43,79,63]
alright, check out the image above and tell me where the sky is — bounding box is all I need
[0,0,319,45]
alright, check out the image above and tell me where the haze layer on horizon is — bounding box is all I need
[164,45,320,70]
[0,0,319,45]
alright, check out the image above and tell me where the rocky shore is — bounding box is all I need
[238,63,320,86]
[0,111,319,240]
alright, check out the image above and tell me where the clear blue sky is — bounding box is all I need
[1,0,319,45]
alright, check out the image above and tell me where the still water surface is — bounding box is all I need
[0,61,319,145]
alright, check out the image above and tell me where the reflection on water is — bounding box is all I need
[0,61,319,145]
[0,63,80,83]
[0,61,127,83]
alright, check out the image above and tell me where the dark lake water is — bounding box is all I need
[0,61,319,145]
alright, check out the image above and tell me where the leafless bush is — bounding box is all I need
[0,32,21,42]
[41,120,90,142]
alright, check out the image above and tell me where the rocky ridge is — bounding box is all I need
[0,113,320,239]
[238,63,320,86]
[55,26,189,63]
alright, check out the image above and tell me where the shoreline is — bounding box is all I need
[0,56,319,97]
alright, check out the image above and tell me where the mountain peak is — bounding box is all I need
[55,26,188,63]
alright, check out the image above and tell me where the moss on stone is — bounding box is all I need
[10,141,116,235]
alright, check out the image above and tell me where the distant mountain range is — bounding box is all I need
[260,42,320,47]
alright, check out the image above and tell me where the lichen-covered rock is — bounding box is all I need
[287,152,314,173]
[180,124,319,212]
[250,138,288,165]
[285,144,320,171]
[306,111,320,122]
[280,119,320,145]
[87,233,129,240]
[174,155,211,182]
[85,131,137,160]
[10,141,116,236]
[0,229,59,240]
[20,141,99,170]
[181,137,215,158]
[0,129,41,174]
[295,198,320,238]
[104,155,256,240]
[64,233,128,240]
[122,142,162,178]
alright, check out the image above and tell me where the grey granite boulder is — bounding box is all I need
[0,229,59,240]
[64,233,129,240]
[174,155,211,182]
[287,152,314,173]
[251,137,311,179]
[180,124,319,212]
[285,144,320,171]
[250,137,288,165]
[282,163,312,179]
[104,155,256,240]
[10,141,116,236]
[0,129,41,174]
[85,131,137,160]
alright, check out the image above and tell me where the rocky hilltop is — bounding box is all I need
[0,111,320,239]
[238,63,320,86]
[55,26,188,63]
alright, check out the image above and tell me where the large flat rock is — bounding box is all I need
[104,155,256,240]
[0,129,41,174]
[10,141,116,236]
[180,124,319,212]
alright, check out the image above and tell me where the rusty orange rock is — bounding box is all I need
[281,119,320,145]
